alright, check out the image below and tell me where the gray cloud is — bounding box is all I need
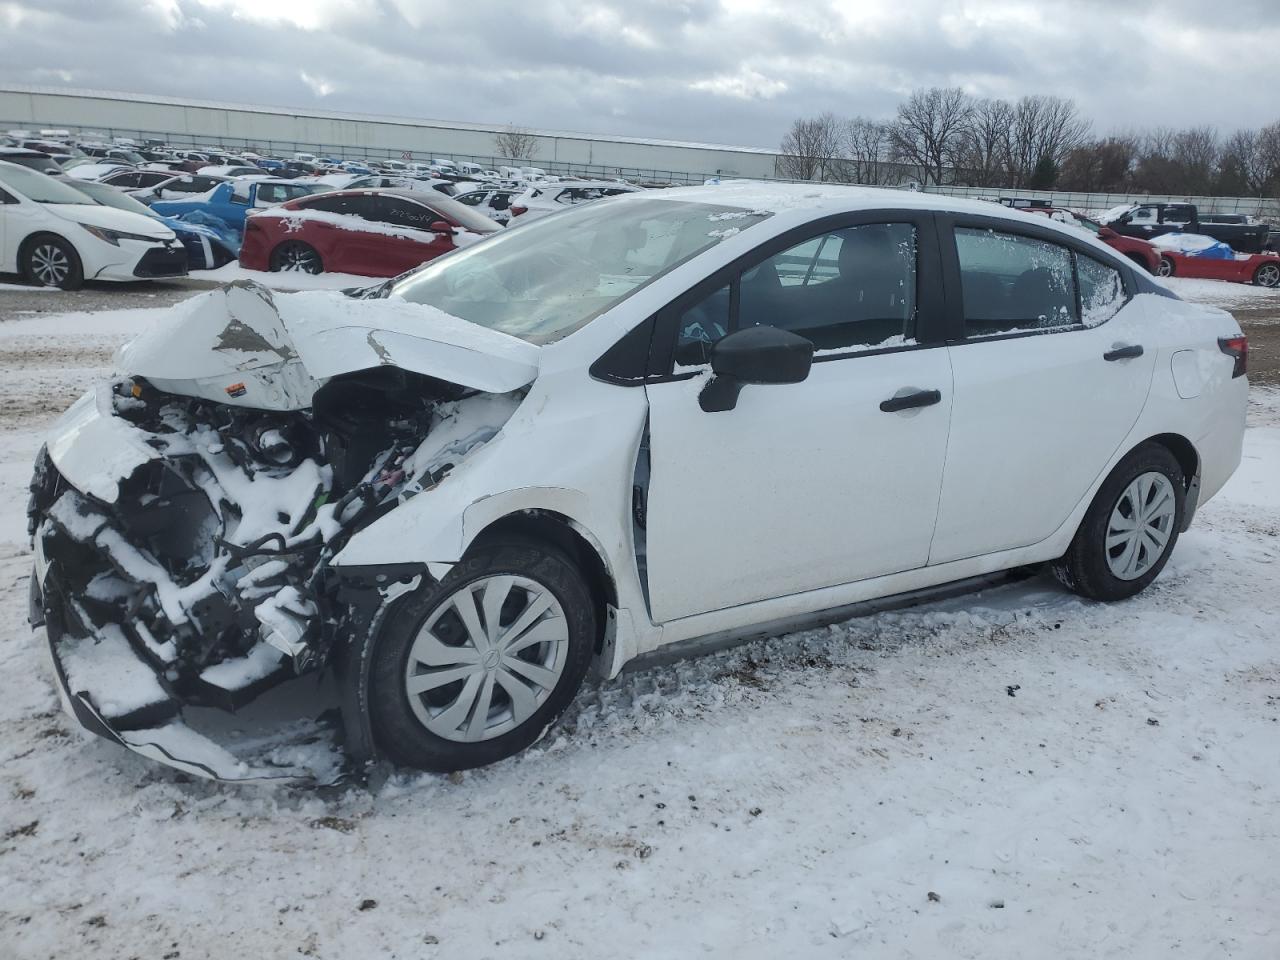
[0,0,1277,150]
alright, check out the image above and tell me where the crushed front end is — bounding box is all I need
[27,283,527,783]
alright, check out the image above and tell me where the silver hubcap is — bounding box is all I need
[1106,471,1176,581]
[1157,258,1173,277]
[404,575,569,743]
[1258,265,1279,287]
[31,244,69,286]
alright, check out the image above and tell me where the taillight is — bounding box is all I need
[1218,335,1248,378]
[510,205,527,216]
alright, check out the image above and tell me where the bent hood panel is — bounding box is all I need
[116,281,540,409]
[277,292,539,394]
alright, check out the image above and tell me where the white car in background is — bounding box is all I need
[63,161,132,182]
[27,183,1246,781]
[508,179,643,223]
[453,186,521,224]
[0,160,186,288]
[195,164,267,179]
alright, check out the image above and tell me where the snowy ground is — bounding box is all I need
[1,284,1278,958]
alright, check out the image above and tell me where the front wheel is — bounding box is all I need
[24,235,84,290]
[1157,256,1175,278]
[1053,443,1185,601]
[268,240,322,274]
[1253,261,1280,288]
[368,537,597,772]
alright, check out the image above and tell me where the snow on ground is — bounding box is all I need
[1157,275,1280,308]
[190,263,377,291]
[1,296,1279,959]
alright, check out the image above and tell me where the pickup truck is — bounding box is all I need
[150,178,318,234]
[1100,202,1270,254]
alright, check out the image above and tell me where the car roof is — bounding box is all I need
[0,147,49,157]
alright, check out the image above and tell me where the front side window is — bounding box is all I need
[674,222,918,363]
[1130,207,1157,225]
[380,198,437,230]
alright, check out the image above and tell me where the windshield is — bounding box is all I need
[390,197,771,344]
[0,163,96,204]
[65,178,157,218]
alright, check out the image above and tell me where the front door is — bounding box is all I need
[643,215,954,623]
[929,219,1157,564]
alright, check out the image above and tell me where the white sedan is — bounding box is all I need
[28,184,1246,779]
[0,160,186,288]
[507,179,643,223]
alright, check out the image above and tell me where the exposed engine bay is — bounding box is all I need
[27,282,528,781]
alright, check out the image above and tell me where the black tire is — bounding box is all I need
[1157,256,1175,278]
[268,240,323,274]
[23,234,84,290]
[368,536,597,772]
[1052,442,1185,602]
[1253,261,1280,288]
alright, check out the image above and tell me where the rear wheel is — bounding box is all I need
[1253,261,1280,288]
[269,240,322,274]
[1053,443,1185,601]
[1157,256,1175,278]
[368,537,597,772]
[23,234,83,290]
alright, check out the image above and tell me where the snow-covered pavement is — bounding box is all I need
[1,289,1278,958]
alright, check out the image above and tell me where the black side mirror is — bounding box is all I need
[699,325,814,413]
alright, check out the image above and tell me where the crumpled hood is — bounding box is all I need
[115,281,540,410]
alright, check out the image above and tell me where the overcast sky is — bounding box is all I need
[1,0,1277,150]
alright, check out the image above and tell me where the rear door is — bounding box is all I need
[929,215,1156,565]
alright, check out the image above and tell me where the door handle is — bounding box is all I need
[879,389,942,413]
[1103,344,1144,361]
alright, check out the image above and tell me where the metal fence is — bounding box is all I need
[9,116,1280,220]
[923,184,1280,220]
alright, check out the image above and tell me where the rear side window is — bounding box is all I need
[954,228,1127,337]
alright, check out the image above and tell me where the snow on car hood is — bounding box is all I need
[116,281,539,410]
[1097,203,1139,226]
[48,202,175,241]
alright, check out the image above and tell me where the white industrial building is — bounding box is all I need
[0,83,782,183]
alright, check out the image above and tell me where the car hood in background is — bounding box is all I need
[46,202,176,240]
[115,281,540,410]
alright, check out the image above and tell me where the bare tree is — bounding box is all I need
[1170,126,1220,194]
[1002,95,1089,187]
[1057,134,1139,192]
[959,98,1013,186]
[889,87,973,186]
[778,113,844,180]
[494,125,537,161]
[839,117,897,184]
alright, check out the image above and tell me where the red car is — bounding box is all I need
[1156,248,1280,288]
[239,189,500,277]
[1028,208,1161,273]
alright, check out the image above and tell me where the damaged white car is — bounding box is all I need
[28,184,1248,782]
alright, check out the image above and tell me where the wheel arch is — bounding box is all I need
[469,509,618,654]
[1138,432,1199,490]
